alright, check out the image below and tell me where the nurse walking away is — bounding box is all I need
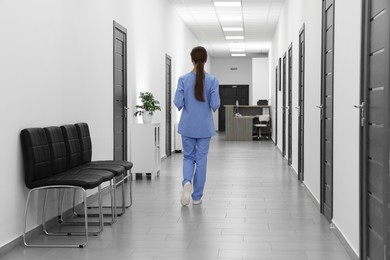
[174,46,220,206]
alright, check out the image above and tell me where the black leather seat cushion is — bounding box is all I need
[81,163,125,177]
[29,170,104,190]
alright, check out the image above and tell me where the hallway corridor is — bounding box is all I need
[2,134,352,260]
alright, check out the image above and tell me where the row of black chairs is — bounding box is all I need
[20,123,133,248]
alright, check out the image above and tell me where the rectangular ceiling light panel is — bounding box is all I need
[225,36,245,40]
[213,2,241,7]
[223,27,244,31]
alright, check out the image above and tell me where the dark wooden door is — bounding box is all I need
[113,21,127,161]
[277,58,282,145]
[320,0,335,222]
[165,55,172,157]
[282,54,287,157]
[218,85,249,131]
[275,66,278,145]
[298,24,305,182]
[288,44,293,166]
[360,0,390,259]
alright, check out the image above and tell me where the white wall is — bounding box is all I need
[301,0,323,206]
[252,57,270,105]
[332,0,361,253]
[270,0,361,256]
[211,57,253,102]
[0,0,197,248]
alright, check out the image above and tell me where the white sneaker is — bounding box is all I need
[181,182,192,206]
[192,200,202,205]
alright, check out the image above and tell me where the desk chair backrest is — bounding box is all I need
[258,114,270,123]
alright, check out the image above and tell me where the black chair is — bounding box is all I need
[75,122,133,213]
[60,125,126,223]
[44,126,117,225]
[20,128,107,248]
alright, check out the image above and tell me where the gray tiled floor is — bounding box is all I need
[2,134,352,259]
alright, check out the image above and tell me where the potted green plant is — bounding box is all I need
[134,91,161,123]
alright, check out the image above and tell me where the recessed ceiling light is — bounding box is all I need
[218,16,242,21]
[223,27,244,32]
[214,2,241,7]
[230,49,246,52]
[226,36,245,40]
[231,53,246,57]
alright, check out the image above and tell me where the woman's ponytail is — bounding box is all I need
[194,61,205,102]
[191,46,207,102]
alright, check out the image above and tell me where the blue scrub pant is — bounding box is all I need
[181,136,211,201]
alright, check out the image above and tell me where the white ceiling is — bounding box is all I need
[168,0,285,58]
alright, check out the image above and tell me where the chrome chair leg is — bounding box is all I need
[64,170,132,222]
[57,188,66,224]
[42,190,49,234]
[23,186,91,248]
[44,186,104,236]
[116,170,133,212]
[63,182,116,225]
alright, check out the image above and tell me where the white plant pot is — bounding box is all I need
[142,112,153,124]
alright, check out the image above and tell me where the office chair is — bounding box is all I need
[253,114,271,140]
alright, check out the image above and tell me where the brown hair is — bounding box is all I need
[191,46,207,102]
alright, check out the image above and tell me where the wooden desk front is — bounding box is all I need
[225,105,270,141]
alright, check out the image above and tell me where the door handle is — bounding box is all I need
[354,102,365,109]
[316,105,323,109]
[295,106,300,109]
[123,107,130,118]
[354,102,365,126]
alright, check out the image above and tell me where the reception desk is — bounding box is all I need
[225,105,270,141]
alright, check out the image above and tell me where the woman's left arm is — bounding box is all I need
[209,78,221,112]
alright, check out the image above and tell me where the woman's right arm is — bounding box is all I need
[174,77,185,111]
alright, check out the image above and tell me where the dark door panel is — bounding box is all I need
[320,0,334,222]
[275,66,278,145]
[113,21,127,161]
[288,44,293,166]
[361,0,389,259]
[298,24,305,181]
[166,55,172,157]
[282,54,287,157]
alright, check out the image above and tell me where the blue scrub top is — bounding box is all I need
[174,71,220,138]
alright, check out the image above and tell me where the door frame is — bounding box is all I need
[298,24,305,182]
[282,53,287,158]
[288,44,293,166]
[113,21,128,161]
[275,66,278,145]
[165,54,172,157]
